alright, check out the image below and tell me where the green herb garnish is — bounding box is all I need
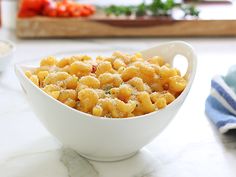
[181,5,200,17]
[104,85,112,94]
[104,0,199,17]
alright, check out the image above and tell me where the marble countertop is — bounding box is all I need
[1,28,236,177]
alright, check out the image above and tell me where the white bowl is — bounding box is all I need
[15,41,197,162]
[0,39,15,71]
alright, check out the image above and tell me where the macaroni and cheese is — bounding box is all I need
[25,52,187,118]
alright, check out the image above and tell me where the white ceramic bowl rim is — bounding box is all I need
[0,39,16,58]
[16,41,197,121]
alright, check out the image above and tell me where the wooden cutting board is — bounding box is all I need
[16,4,236,38]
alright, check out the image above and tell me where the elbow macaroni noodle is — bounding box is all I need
[25,52,187,118]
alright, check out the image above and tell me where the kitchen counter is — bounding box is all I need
[1,28,236,177]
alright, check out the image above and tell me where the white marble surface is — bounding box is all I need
[1,28,236,177]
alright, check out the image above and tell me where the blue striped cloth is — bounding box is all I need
[205,66,236,133]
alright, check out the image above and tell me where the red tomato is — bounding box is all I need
[80,8,91,17]
[43,1,57,17]
[83,4,95,14]
[57,3,70,17]
[91,65,97,73]
[71,10,81,17]
[20,0,44,12]
[18,10,38,17]
[19,0,95,18]
[67,4,81,17]
[41,0,51,7]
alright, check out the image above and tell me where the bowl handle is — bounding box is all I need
[169,41,197,83]
[141,41,197,83]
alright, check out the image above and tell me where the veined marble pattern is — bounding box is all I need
[1,28,236,177]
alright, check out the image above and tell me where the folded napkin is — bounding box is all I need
[205,66,236,133]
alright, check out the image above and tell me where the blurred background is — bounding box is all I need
[1,0,236,37]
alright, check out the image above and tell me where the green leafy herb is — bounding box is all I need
[105,5,134,16]
[136,3,147,16]
[104,0,199,17]
[181,5,200,17]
